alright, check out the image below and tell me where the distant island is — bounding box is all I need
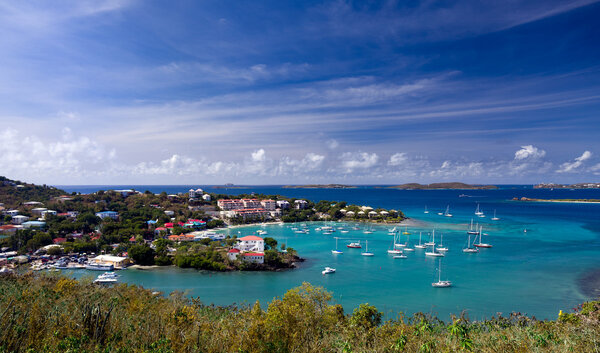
[388,182,498,190]
[283,184,356,189]
[534,183,600,189]
[513,197,600,203]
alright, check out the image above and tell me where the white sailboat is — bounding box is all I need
[474,203,483,216]
[424,231,435,246]
[387,234,402,254]
[404,234,414,251]
[331,237,343,254]
[431,259,452,287]
[467,219,480,235]
[425,230,444,257]
[424,205,429,214]
[491,209,500,221]
[361,240,374,256]
[394,253,408,259]
[474,226,492,248]
[462,234,479,253]
[415,231,427,249]
[444,205,453,217]
[436,233,448,252]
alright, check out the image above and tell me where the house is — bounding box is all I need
[276,200,290,209]
[368,211,378,218]
[345,211,355,217]
[294,200,308,209]
[227,248,240,261]
[95,211,119,220]
[164,210,175,216]
[358,211,365,217]
[0,225,19,235]
[183,219,206,230]
[41,210,57,219]
[53,237,67,244]
[23,201,43,207]
[202,194,211,201]
[114,189,136,197]
[237,235,264,252]
[379,211,389,217]
[31,207,48,216]
[189,188,204,199]
[167,233,195,242]
[22,221,46,229]
[12,215,29,225]
[242,252,264,264]
[217,199,245,210]
[164,222,174,229]
[154,227,167,235]
[3,210,19,217]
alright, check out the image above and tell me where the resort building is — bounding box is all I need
[345,211,355,217]
[276,200,290,209]
[236,235,265,252]
[260,200,277,211]
[242,253,264,264]
[189,188,204,199]
[227,248,241,261]
[294,200,308,209]
[218,199,245,210]
[368,211,378,218]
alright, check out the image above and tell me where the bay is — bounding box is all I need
[58,185,600,320]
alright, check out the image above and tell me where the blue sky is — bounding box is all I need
[0,0,599,184]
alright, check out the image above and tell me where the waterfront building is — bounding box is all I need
[276,200,290,209]
[89,255,129,268]
[218,199,245,210]
[260,200,277,211]
[346,211,355,217]
[227,248,240,260]
[237,235,265,252]
[95,211,119,220]
[242,252,264,264]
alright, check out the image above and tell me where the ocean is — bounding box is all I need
[57,184,600,320]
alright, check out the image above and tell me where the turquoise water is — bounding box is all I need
[59,185,600,320]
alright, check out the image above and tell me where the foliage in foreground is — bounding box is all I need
[1,273,599,353]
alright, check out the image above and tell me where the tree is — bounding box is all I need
[264,237,278,250]
[128,243,155,265]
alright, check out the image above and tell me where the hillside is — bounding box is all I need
[389,182,498,190]
[0,176,66,208]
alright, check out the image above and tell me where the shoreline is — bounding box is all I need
[513,198,600,204]
[217,218,420,232]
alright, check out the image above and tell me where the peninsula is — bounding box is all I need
[512,197,600,203]
[283,184,356,189]
[534,182,600,189]
[389,182,498,190]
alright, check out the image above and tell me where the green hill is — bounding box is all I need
[0,176,67,208]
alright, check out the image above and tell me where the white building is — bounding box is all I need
[368,211,378,218]
[227,248,240,261]
[41,210,57,219]
[95,211,119,220]
[164,210,175,216]
[3,210,19,217]
[260,200,277,211]
[276,200,290,209]
[242,252,264,264]
[294,200,308,209]
[31,207,48,216]
[236,235,265,252]
[12,215,30,224]
[202,194,211,201]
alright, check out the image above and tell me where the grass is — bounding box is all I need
[0,273,599,352]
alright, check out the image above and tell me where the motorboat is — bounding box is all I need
[393,254,408,259]
[322,267,336,275]
[86,263,115,271]
[346,242,362,249]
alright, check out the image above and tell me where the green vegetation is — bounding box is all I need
[281,199,405,223]
[1,273,599,353]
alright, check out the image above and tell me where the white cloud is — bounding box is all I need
[557,151,593,173]
[326,139,339,150]
[388,153,408,166]
[251,149,266,162]
[340,152,379,171]
[514,145,546,160]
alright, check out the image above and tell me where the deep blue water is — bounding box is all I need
[57,184,600,320]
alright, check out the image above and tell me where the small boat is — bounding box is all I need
[402,227,411,235]
[388,234,402,254]
[436,233,448,252]
[432,259,452,288]
[444,205,453,217]
[424,205,429,214]
[86,263,115,271]
[331,237,344,254]
[322,267,336,275]
[363,230,373,234]
[361,240,374,256]
[341,230,349,233]
[424,232,435,246]
[473,226,492,248]
[491,210,500,221]
[425,230,444,257]
[415,232,427,249]
[347,241,362,249]
[462,234,479,253]
[94,277,117,284]
[394,254,408,259]
[467,219,480,235]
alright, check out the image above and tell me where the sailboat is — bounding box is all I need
[491,210,500,221]
[424,205,429,214]
[474,203,483,216]
[424,231,435,246]
[444,205,453,217]
[394,252,408,259]
[331,237,343,254]
[387,234,402,254]
[388,227,397,235]
[474,226,492,248]
[402,227,411,235]
[361,240,374,256]
[436,233,448,252]
[467,219,480,235]
[404,234,414,251]
[425,230,444,257]
[415,232,427,249]
[431,259,452,287]
[462,234,479,253]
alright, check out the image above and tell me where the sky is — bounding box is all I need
[0,0,599,185]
